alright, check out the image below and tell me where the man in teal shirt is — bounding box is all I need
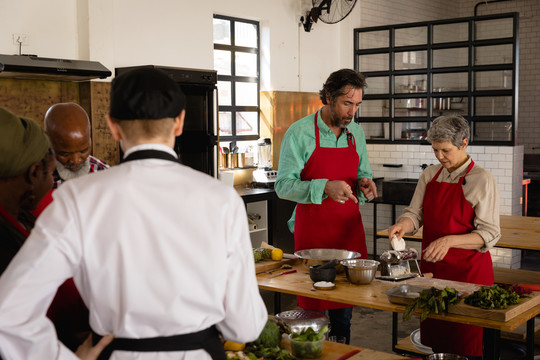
[275,68,377,343]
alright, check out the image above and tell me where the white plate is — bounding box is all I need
[410,328,433,354]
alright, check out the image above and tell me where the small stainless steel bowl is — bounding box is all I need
[341,259,380,285]
[294,249,361,272]
[426,354,467,360]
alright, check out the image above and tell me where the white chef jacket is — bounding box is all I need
[0,144,267,360]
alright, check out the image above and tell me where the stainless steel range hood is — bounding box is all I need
[0,54,111,82]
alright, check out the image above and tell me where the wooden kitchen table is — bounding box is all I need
[257,261,540,360]
[376,215,540,251]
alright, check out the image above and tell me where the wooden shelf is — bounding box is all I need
[395,335,431,356]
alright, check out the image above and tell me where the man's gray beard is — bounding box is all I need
[56,157,91,181]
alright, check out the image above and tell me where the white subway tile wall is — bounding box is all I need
[362,144,524,268]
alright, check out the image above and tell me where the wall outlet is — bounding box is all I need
[12,33,29,45]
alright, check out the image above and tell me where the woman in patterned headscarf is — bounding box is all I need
[0,106,55,274]
[0,107,112,359]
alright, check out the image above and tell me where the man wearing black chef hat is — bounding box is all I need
[0,68,267,360]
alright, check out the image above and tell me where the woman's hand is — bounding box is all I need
[422,236,453,262]
[388,218,414,240]
[76,333,114,360]
[324,180,358,204]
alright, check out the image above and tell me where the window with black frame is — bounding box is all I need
[213,15,260,166]
[353,13,518,145]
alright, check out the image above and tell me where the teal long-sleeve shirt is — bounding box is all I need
[274,108,373,232]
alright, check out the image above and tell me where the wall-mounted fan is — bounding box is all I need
[301,0,358,32]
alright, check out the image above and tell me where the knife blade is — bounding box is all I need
[268,269,297,278]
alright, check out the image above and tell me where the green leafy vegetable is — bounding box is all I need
[244,345,296,360]
[464,285,522,309]
[288,326,328,359]
[403,286,461,322]
[251,319,281,348]
[289,325,328,342]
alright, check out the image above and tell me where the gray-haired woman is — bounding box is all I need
[388,115,501,358]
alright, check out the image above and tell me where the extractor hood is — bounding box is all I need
[0,54,111,82]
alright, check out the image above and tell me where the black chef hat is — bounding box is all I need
[110,67,186,120]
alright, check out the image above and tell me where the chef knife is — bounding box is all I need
[268,269,297,278]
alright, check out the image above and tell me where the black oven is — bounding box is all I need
[115,65,219,177]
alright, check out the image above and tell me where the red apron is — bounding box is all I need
[294,111,367,311]
[420,160,493,357]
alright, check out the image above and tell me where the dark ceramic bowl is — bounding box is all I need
[309,265,336,283]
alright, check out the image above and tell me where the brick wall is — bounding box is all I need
[458,0,540,153]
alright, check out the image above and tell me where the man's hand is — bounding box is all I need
[359,178,377,201]
[324,180,358,204]
[76,333,114,360]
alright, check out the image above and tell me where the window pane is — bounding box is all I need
[214,50,231,76]
[395,75,427,93]
[475,18,513,40]
[395,26,427,46]
[358,30,389,49]
[395,51,427,70]
[395,99,427,117]
[236,112,258,135]
[433,47,468,68]
[217,81,231,106]
[219,111,232,136]
[235,82,258,106]
[433,22,468,43]
[473,122,512,141]
[365,76,389,95]
[235,52,257,77]
[394,122,428,140]
[359,99,389,117]
[361,122,390,140]
[476,70,513,90]
[474,44,513,65]
[235,21,257,47]
[358,54,388,72]
[475,96,512,116]
[213,18,231,45]
[432,97,469,116]
[432,73,468,92]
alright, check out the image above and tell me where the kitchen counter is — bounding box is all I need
[236,186,276,202]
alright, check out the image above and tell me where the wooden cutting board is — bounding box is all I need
[407,276,540,322]
[448,291,540,322]
[254,255,297,274]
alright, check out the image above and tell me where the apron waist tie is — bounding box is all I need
[92,325,226,360]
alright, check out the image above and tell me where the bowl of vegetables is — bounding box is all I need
[288,325,328,359]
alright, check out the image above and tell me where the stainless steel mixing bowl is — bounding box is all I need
[341,259,380,285]
[276,310,329,335]
[294,249,361,272]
